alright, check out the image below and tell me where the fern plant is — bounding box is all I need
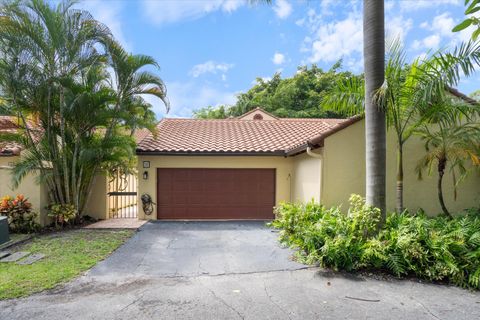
[271,195,480,289]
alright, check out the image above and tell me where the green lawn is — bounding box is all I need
[0,229,134,300]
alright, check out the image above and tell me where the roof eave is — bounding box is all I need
[285,115,364,156]
[136,150,287,157]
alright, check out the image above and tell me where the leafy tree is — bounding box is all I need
[416,99,480,218]
[193,64,355,119]
[193,105,230,119]
[0,0,168,217]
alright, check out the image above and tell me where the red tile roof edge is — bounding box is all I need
[286,115,364,156]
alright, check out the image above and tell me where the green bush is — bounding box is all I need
[0,194,40,233]
[271,195,480,289]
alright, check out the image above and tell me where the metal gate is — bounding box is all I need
[107,171,137,218]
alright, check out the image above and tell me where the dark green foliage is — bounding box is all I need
[193,63,357,119]
[271,195,480,289]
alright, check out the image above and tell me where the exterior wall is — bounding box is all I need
[1,156,109,224]
[292,152,321,203]
[136,155,294,220]
[83,174,108,220]
[0,158,49,226]
[239,112,277,121]
[321,119,480,215]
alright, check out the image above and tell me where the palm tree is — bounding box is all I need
[323,39,480,213]
[105,40,169,138]
[361,0,387,218]
[0,0,168,217]
[415,99,480,218]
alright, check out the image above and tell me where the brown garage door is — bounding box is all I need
[157,168,275,220]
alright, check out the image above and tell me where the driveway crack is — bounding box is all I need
[263,280,291,319]
[206,287,244,319]
[411,297,441,320]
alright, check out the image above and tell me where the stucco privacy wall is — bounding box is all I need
[292,152,321,203]
[1,157,108,224]
[0,159,50,226]
[83,174,108,220]
[137,155,295,220]
[321,119,480,215]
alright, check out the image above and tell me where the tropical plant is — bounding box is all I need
[47,203,77,228]
[453,0,480,40]
[415,99,480,218]
[323,39,480,214]
[0,0,168,219]
[0,194,39,233]
[272,195,480,289]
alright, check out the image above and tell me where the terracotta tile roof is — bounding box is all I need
[133,128,152,144]
[137,116,355,155]
[0,116,23,156]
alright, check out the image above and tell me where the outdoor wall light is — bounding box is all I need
[143,171,149,180]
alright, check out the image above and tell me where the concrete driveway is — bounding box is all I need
[1,221,479,320]
[89,221,305,279]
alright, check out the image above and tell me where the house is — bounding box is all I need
[136,108,480,220]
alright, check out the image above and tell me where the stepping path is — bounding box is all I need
[0,251,30,262]
[17,253,45,265]
[0,251,46,264]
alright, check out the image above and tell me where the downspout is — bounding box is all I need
[305,142,323,203]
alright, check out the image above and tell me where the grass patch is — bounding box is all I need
[0,229,134,299]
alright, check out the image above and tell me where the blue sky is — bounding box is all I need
[75,0,478,119]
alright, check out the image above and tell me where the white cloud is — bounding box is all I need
[272,52,286,65]
[78,0,132,51]
[154,82,238,118]
[400,0,460,12]
[305,12,363,64]
[423,34,441,49]
[189,61,234,78]
[386,16,413,42]
[141,0,245,25]
[273,0,292,19]
[413,12,472,51]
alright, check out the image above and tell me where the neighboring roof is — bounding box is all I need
[137,109,357,156]
[0,116,22,156]
[237,107,279,120]
[133,128,152,144]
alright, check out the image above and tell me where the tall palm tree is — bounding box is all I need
[0,0,168,216]
[323,39,480,213]
[363,0,386,218]
[416,100,480,218]
[105,40,169,138]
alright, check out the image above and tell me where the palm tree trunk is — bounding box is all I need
[396,143,403,213]
[363,0,386,219]
[437,157,451,218]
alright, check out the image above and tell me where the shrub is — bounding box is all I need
[47,203,77,228]
[272,195,480,289]
[0,194,40,233]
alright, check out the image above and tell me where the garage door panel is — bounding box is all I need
[157,168,275,220]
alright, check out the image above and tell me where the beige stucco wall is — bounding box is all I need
[292,152,321,203]
[136,155,295,220]
[0,158,50,226]
[1,156,109,223]
[83,174,108,220]
[239,112,277,121]
[321,119,480,215]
